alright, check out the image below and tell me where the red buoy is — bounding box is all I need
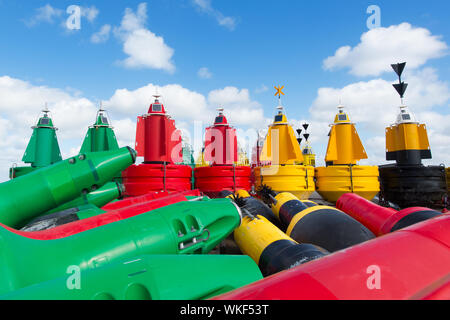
[336,193,441,236]
[194,109,251,197]
[2,191,197,240]
[213,214,450,300]
[122,95,192,197]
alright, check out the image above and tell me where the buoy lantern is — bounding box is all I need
[194,108,251,197]
[315,106,380,203]
[122,95,192,196]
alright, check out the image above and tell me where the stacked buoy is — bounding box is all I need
[10,106,62,179]
[254,87,315,199]
[337,193,442,236]
[258,186,375,252]
[122,95,192,197]
[194,108,251,198]
[315,106,380,202]
[297,124,316,167]
[379,63,447,208]
[234,214,328,276]
[80,105,123,183]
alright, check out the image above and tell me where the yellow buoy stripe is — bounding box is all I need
[235,189,250,199]
[272,192,300,218]
[286,206,339,236]
[234,215,294,264]
[301,200,318,206]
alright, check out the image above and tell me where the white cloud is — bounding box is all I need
[255,84,268,94]
[208,87,264,126]
[81,6,99,23]
[192,0,237,31]
[114,3,175,72]
[198,67,212,79]
[324,23,448,77]
[91,24,111,44]
[24,4,63,27]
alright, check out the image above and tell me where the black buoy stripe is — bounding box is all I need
[390,210,441,232]
[278,199,309,227]
[258,239,328,277]
[287,207,376,252]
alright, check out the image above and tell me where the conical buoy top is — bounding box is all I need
[80,103,119,154]
[22,106,62,168]
[325,105,367,165]
[135,94,182,163]
[204,108,237,165]
[259,95,304,165]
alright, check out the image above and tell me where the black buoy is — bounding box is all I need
[379,63,447,209]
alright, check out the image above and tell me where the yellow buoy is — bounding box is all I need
[302,143,316,167]
[315,106,380,202]
[446,167,450,194]
[254,88,315,199]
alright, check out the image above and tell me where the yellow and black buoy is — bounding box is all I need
[379,62,447,208]
[315,105,380,203]
[254,86,315,199]
[234,214,327,277]
[220,189,283,229]
[258,186,375,252]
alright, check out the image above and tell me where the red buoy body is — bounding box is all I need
[336,193,441,236]
[123,163,192,197]
[194,166,251,198]
[204,112,237,165]
[213,214,450,300]
[195,109,251,197]
[2,191,197,240]
[123,96,192,196]
[135,97,182,164]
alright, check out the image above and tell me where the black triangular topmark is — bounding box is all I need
[391,62,406,78]
[302,123,309,131]
[393,82,408,98]
[303,134,310,142]
[297,138,303,145]
[296,129,302,136]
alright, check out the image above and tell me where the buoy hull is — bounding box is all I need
[254,165,315,200]
[214,214,450,300]
[336,193,441,236]
[122,163,192,197]
[194,166,251,198]
[379,164,447,208]
[315,165,380,202]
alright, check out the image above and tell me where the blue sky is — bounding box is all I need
[0,0,449,181]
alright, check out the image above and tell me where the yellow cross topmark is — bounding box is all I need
[274,86,285,97]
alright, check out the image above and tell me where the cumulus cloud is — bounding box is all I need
[192,0,237,31]
[91,24,111,43]
[81,6,99,23]
[114,3,175,72]
[323,23,448,77]
[197,67,212,79]
[208,87,265,126]
[24,4,63,27]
